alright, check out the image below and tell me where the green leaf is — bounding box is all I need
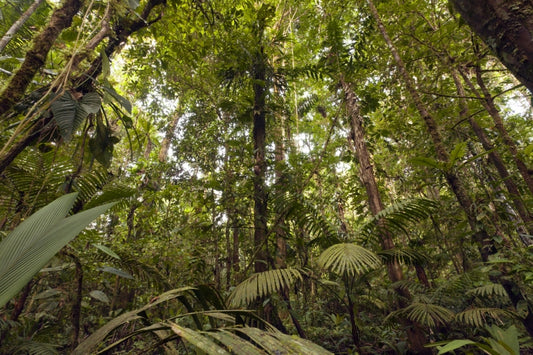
[98,266,134,279]
[94,244,121,260]
[90,290,110,303]
[0,193,115,308]
[433,339,477,354]
[318,243,381,277]
[73,287,196,355]
[169,323,230,355]
[51,92,78,141]
[447,141,467,169]
[127,0,140,9]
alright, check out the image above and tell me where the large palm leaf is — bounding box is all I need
[318,243,381,277]
[228,268,303,306]
[0,192,114,307]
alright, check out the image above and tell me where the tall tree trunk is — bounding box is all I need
[367,0,533,336]
[158,107,181,162]
[450,0,533,94]
[0,0,46,53]
[471,65,533,195]
[366,0,494,262]
[252,45,268,273]
[341,77,430,353]
[0,0,83,117]
[450,68,533,238]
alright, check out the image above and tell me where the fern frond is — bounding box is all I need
[9,340,59,355]
[318,243,381,277]
[396,302,454,328]
[455,307,511,327]
[361,198,437,241]
[271,194,340,247]
[466,283,508,299]
[378,248,429,266]
[228,268,303,306]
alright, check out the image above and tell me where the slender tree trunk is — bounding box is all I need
[0,0,46,53]
[341,77,430,353]
[450,68,533,237]
[252,44,268,273]
[471,66,533,195]
[450,0,533,94]
[158,107,181,162]
[0,0,83,117]
[64,251,83,350]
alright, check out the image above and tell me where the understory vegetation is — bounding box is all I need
[0,0,533,354]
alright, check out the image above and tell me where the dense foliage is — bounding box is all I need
[1,0,533,353]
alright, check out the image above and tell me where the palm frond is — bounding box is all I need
[9,340,59,355]
[391,302,454,328]
[318,243,381,277]
[228,268,303,306]
[361,198,437,241]
[466,283,508,298]
[455,307,511,328]
[378,248,429,266]
[271,194,340,247]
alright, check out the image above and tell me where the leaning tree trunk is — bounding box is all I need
[0,0,83,117]
[450,0,533,95]
[0,0,46,53]
[367,0,533,336]
[366,0,494,262]
[450,68,533,238]
[473,65,533,195]
[341,77,430,353]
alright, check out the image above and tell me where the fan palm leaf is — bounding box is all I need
[318,243,381,277]
[455,307,511,328]
[228,268,303,306]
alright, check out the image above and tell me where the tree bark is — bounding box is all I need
[158,107,181,162]
[472,66,533,195]
[252,44,268,273]
[366,0,494,262]
[450,68,533,237]
[0,0,83,117]
[342,77,430,353]
[450,0,533,94]
[0,0,46,53]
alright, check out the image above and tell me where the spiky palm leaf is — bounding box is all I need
[455,307,511,328]
[318,243,381,277]
[360,198,437,242]
[271,193,340,247]
[466,283,508,299]
[378,248,429,266]
[390,301,455,328]
[228,268,303,306]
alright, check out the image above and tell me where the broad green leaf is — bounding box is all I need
[0,193,115,308]
[50,92,79,141]
[169,323,230,355]
[98,266,133,279]
[94,244,121,260]
[90,290,110,303]
[434,339,476,354]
